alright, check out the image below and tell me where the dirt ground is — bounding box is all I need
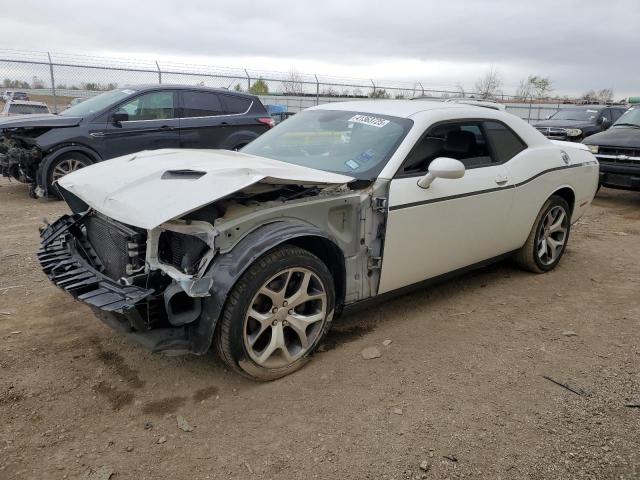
[0,177,639,480]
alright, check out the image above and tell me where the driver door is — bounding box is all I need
[378,120,517,294]
[102,90,180,159]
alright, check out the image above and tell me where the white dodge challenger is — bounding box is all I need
[39,100,599,380]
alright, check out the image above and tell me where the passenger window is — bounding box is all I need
[611,109,623,122]
[401,121,494,174]
[483,121,526,163]
[118,91,175,121]
[222,95,252,114]
[181,91,225,117]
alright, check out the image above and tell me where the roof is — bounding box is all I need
[312,100,474,118]
[120,84,257,98]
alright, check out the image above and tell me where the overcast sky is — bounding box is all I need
[1,0,638,97]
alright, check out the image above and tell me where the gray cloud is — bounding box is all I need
[1,0,638,96]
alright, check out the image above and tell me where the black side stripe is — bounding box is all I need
[389,163,586,212]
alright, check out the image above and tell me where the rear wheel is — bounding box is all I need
[46,152,92,197]
[215,245,335,381]
[514,195,571,273]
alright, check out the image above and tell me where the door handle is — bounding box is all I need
[494,175,508,185]
[160,125,173,130]
[220,121,230,126]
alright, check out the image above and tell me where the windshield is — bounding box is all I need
[549,109,600,122]
[59,88,138,117]
[9,104,49,114]
[241,110,413,180]
[613,107,640,127]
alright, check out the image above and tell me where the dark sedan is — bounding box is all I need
[0,85,274,198]
[534,105,627,142]
[583,105,640,191]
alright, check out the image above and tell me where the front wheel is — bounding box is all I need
[46,152,92,198]
[215,245,335,381]
[514,195,571,273]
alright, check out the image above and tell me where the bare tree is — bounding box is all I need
[516,75,553,101]
[474,66,503,99]
[455,83,466,98]
[282,69,304,96]
[596,88,614,103]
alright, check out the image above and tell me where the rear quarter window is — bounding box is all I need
[222,95,252,114]
[483,121,527,163]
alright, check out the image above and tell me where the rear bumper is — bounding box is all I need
[598,162,640,191]
[38,215,199,354]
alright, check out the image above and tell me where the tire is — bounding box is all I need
[215,245,335,381]
[46,152,92,198]
[514,195,571,273]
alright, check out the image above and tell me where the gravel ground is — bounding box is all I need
[1,177,639,480]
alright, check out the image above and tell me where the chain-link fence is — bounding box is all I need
[0,49,570,122]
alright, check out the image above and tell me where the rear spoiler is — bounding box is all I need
[551,140,589,151]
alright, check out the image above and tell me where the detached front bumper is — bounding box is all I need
[38,215,200,354]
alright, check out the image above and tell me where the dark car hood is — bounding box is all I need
[533,119,595,129]
[582,127,640,147]
[0,114,82,129]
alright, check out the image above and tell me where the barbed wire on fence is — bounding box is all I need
[0,49,570,121]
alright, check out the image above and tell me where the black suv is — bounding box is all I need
[533,105,627,142]
[583,105,640,191]
[0,85,273,197]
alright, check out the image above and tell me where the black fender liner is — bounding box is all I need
[189,220,345,355]
[36,144,101,197]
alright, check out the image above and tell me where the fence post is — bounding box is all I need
[156,61,162,84]
[314,74,320,105]
[418,81,424,96]
[47,52,57,114]
[528,97,533,123]
[244,69,251,92]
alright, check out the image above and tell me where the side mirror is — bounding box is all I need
[111,111,129,125]
[417,157,466,189]
[599,117,610,129]
[545,114,552,120]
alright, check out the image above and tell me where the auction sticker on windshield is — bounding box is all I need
[349,114,390,128]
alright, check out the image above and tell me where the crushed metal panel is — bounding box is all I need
[57,148,354,229]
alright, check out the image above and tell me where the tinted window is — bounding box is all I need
[611,109,625,122]
[118,91,175,120]
[401,121,494,174]
[550,109,600,122]
[483,121,526,163]
[222,95,251,114]
[181,91,225,117]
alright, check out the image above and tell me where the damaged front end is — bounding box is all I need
[38,148,382,356]
[0,133,42,185]
[38,212,205,354]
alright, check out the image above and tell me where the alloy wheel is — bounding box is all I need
[243,267,328,369]
[536,205,568,266]
[52,158,86,182]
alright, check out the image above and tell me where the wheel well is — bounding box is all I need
[286,236,346,308]
[551,187,575,214]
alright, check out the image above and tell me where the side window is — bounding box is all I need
[483,121,526,163]
[222,95,252,114]
[601,109,612,123]
[401,121,493,174]
[181,91,225,117]
[118,91,175,120]
[611,109,624,122]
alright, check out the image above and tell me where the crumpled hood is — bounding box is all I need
[582,127,640,148]
[0,114,82,129]
[58,149,355,229]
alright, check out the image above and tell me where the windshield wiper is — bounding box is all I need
[613,122,640,129]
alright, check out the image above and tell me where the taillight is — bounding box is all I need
[258,117,275,129]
